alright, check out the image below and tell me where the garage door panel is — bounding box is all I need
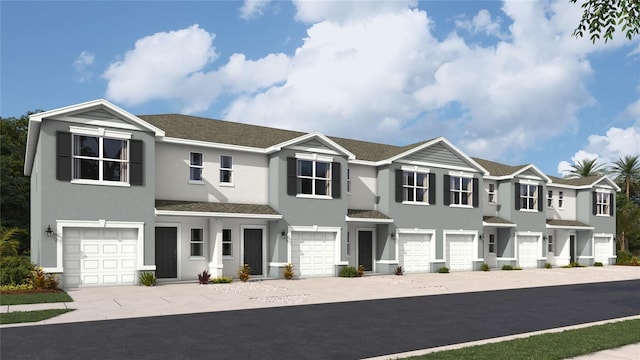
[63,228,138,287]
[399,234,431,273]
[594,237,610,264]
[291,231,335,278]
[518,236,538,268]
[448,235,473,271]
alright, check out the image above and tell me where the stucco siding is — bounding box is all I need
[347,164,377,210]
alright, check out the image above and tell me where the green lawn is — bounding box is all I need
[407,319,640,360]
[0,291,73,305]
[0,309,75,324]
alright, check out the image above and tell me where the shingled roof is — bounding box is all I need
[472,157,528,177]
[139,113,433,162]
[547,175,602,187]
[546,219,592,228]
[155,200,281,217]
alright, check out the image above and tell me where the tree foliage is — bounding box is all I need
[564,158,606,178]
[610,155,640,202]
[571,0,640,43]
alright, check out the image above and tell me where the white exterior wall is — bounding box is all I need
[155,142,269,204]
[347,164,378,210]
[547,187,576,221]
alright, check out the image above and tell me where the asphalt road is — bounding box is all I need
[2,280,639,360]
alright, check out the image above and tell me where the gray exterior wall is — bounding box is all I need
[378,164,483,261]
[576,189,616,234]
[32,119,156,267]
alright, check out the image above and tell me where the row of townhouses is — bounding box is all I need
[24,99,620,288]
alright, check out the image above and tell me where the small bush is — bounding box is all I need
[438,266,449,273]
[0,284,33,292]
[394,266,404,276]
[357,264,365,277]
[29,267,59,290]
[238,264,251,282]
[283,263,295,280]
[502,264,513,270]
[198,269,211,284]
[339,266,359,277]
[593,261,603,267]
[616,250,633,265]
[139,272,157,286]
[632,256,640,266]
[480,263,490,272]
[0,256,33,286]
[210,276,233,284]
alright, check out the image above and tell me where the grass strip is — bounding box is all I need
[407,319,640,360]
[0,292,73,305]
[0,309,75,324]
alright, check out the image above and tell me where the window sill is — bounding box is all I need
[448,204,473,209]
[402,201,431,206]
[223,255,233,259]
[188,180,205,185]
[296,194,332,200]
[519,209,538,213]
[219,183,235,188]
[595,214,611,217]
[189,256,206,261]
[71,179,130,187]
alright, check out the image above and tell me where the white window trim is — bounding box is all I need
[547,235,554,254]
[295,157,333,198]
[71,133,131,185]
[402,170,431,204]
[487,184,496,204]
[488,234,496,254]
[449,175,474,207]
[519,183,538,211]
[295,152,334,162]
[595,191,611,217]
[189,152,204,183]
[558,191,564,209]
[69,126,132,140]
[219,155,233,185]
[347,168,351,194]
[222,228,233,258]
[547,190,554,208]
[190,228,205,259]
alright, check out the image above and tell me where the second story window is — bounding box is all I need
[298,159,331,196]
[517,183,541,211]
[73,135,129,183]
[547,190,553,208]
[220,155,232,183]
[402,171,431,203]
[558,191,564,208]
[190,152,203,182]
[450,176,473,206]
[488,183,496,204]
[594,192,611,216]
[347,168,351,193]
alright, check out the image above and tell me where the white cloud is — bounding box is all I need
[455,9,507,39]
[239,0,271,20]
[292,0,417,24]
[73,51,95,83]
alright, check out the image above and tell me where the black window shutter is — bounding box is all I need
[428,173,436,205]
[287,157,297,196]
[129,139,144,186]
[472,178,479,207]
[609,193,614,215]
[56,132,72,180]
[592,192,597,215]
[395,170,403,203]
[514,182,521,210]
[332,162,341,199]
[443,175,451,206]
[537,185,543,211]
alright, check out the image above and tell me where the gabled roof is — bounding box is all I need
[24,99,165,176]
[548,175,621,191]
[473,157,550,182]
[155,200,282,219]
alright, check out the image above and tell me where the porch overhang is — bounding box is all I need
[482,216,516,228]
[546,219,594,230]
[345,209,394,223]
[155,200,283,220]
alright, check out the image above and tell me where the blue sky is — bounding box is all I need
[2,0,639,176]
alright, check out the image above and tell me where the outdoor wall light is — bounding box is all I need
[390,232,396,239]
[281,230,287,237]
[45,225,53,237]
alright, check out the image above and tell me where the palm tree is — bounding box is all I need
[0,227,26,257]
[564,158,606,178]
[610,155,640,201]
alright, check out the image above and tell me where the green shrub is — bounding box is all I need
[29,266,59,289]
[210,276,233,284]
[394,266,404,276]
[632,256,639,266]
[593,261,603,267]
[283,263,295,280]
[616,250,633,265]
[480,263,490,272]
[502,264,513,270]
[198,269,211,284]
[238,264,251,282]
[438,266,449,273]
[0,256,33,285]
[139,272,157,286]
[544,262,552,269]
[0,283,33,292]
[339,266,359,277]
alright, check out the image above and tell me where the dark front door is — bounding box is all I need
[155,227,177,278]
[569,234,576,263]
[243,228,263,275]
[358,230,373,271]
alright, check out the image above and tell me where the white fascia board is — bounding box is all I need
[382,137,489,175]
[345,216,394,223]
[482,221,517,228]
[24,119,42,176]
[348,159,378,166]
[546,224,595,230]
[159,137,266,154]
[155,209,282,220]
[483,175,514,181]
[593,176,622,192]
[513,164,551,183]
[266,132,356,160]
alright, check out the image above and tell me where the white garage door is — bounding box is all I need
[518,236,538,268]
[63,228,138,287]
[447,235,473,271]
[594,237,611,265]
[398,234,431,272]
[291,232,336,277]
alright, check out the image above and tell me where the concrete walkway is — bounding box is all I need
[2,266,639,359]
